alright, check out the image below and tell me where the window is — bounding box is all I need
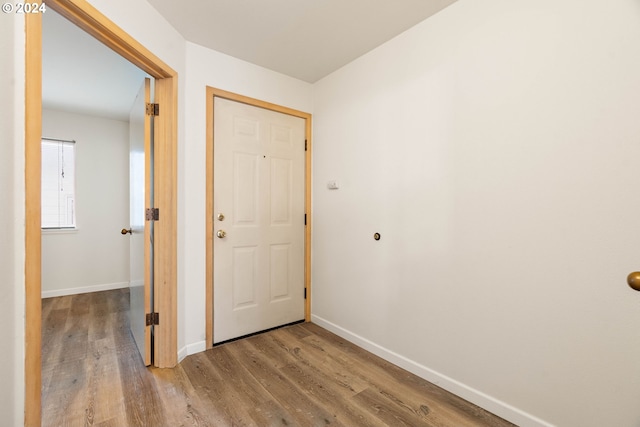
[41,138,76,229]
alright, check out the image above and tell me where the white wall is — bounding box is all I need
[180,42,313,356]
[312,1,640,426]
[41,109,130,297]
[1,11,25,427]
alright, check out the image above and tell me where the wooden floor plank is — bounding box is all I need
[42,293,91,427]
[42,290,517,427]
[112,311,168,426]
[41,307,69,391]
[227,337,338,426]
[151,364,219,427]
[352,387,437,427]
[275,327,436,426]
[89,291,111,341]
[203,344,272,409]
[250,331,383,426]
[246,398,303,427]
[274,327,371,394]
[298,323,514,427]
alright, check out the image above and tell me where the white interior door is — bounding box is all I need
[128,78,152,365]
[213,97,306,344]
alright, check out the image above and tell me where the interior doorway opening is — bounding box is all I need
[25,2,178,425]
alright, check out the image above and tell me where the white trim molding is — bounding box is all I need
[41,281,129,298]
[178,340,207,363]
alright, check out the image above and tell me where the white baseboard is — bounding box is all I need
[311,314,554,427]
[42,281,130,298]
[187,340,207,356]
[178,346,188,363]
[178,340,207,363]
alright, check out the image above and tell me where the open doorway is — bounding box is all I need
[41,9,145,300]
[40,8,154,420]
[25,2,178,424]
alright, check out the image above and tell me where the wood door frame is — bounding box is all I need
[205,87,312,347]
[25,1,178,425]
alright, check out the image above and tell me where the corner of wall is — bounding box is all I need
[5,12,27,427]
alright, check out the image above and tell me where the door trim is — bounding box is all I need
[25,2,178,425]
[205,87,312,348]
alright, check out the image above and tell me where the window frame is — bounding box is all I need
[41,137,77,230]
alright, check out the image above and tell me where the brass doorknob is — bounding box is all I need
[216,230,226,238]
[627,272,640,291]
[121,228,132,235]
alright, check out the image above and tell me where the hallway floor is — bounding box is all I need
[41,289,515,426]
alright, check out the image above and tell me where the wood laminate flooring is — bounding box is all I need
[42,289,516,427]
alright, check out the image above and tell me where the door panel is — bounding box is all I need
[270,244,292,300]
[128,78,152,365]
[214,97,305,343]
[234,152,259,223]
[271,157,293,223]
[232,246,258,309]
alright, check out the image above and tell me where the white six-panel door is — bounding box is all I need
[213,97,306,344]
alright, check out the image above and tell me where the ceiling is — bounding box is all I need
[42,9,146,121]
[147,0,459,83]
[42,1,459,121]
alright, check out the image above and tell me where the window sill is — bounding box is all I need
[42,228,79,235]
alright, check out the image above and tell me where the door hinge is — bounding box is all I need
[304,287,307,299]
[304,214,307,226]
[146,208,159,221]
[305,139,307,151]
[146,103,159,116]
[146,312,159,326]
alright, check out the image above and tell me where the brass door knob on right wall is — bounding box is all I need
[627,272,640,291]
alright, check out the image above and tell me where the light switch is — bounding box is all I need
[327,180,339,190]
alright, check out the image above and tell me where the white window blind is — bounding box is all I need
[41,138,76,229]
